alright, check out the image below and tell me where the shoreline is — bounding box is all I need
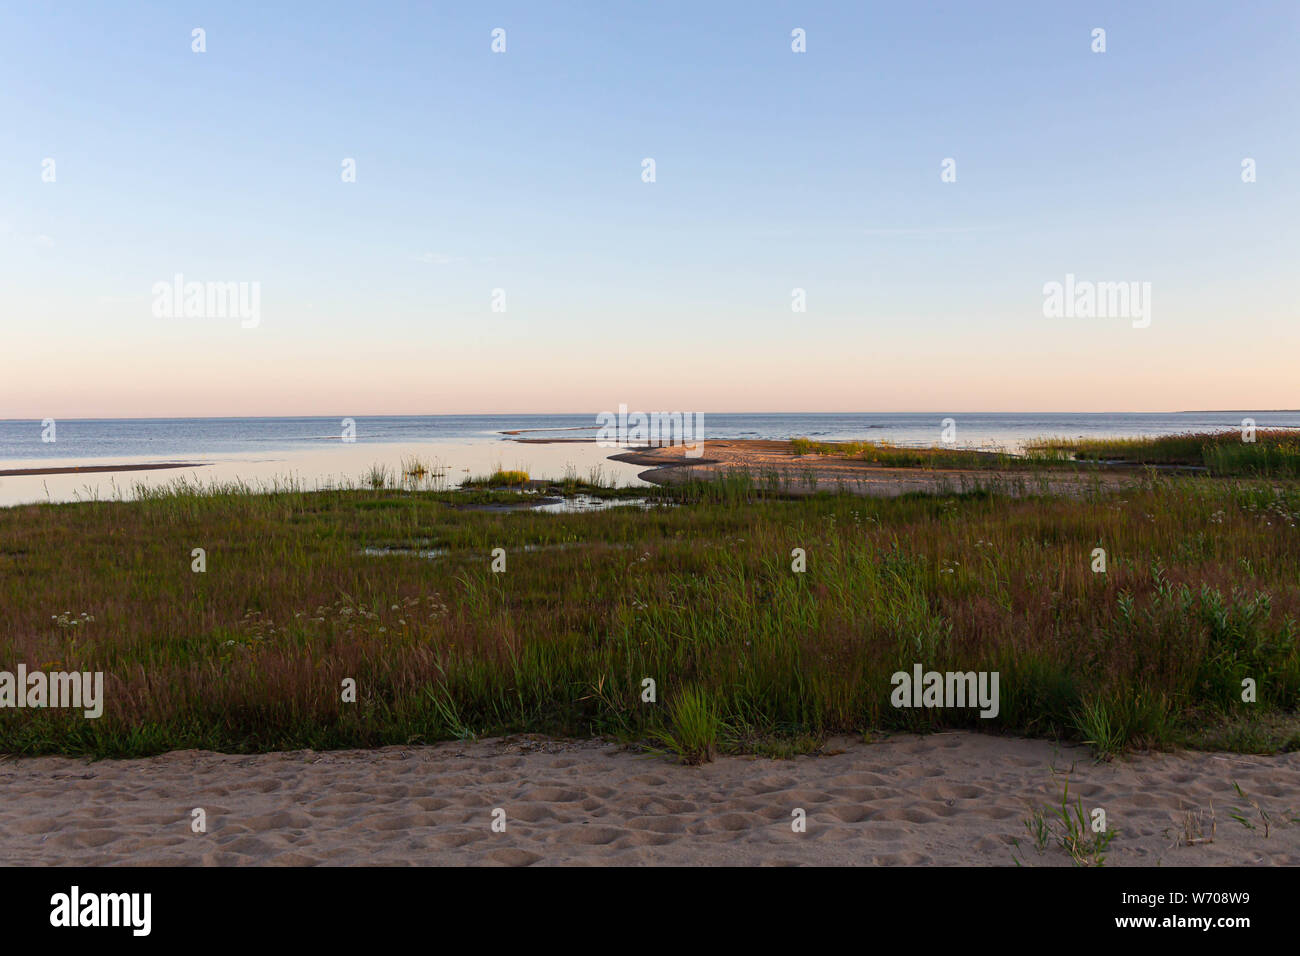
[605,440,1139,497]
[0,461,211,478]
[0,432,1270,499]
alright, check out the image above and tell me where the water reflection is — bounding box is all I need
[0,440,647,507]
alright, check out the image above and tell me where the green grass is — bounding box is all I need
[790,437,1020,470]
[1025,430,1300,477]
[791,430,1300,478]
[1018,777,1119,866]
[462,468,531,488]
[649,685,722,764]
[1,467,1297,758]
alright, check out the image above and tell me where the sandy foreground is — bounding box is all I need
[609,440,1137,497]
[1,733,1296,866]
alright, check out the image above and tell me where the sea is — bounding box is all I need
[1,412,1296,507]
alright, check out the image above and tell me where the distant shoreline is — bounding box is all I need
[603,440,1137,497]
[6,410,1299,422]
[0,461,209,478]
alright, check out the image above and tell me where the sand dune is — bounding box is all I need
[1,733,1296,866]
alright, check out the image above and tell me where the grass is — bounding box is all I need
[1024,429,1300,477]
[1018,777,1119,866]
[461,468,531,488]
[790,437,1019,470]
[0,466,1298,759]
[790,430,1300,478]
[649,685,722,764]
[399,456,447,491]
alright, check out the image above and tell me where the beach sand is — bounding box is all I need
[609,440,1137,497]
[3,733,1296,866]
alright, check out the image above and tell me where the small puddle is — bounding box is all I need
[455,494,667,513]
[360,546,448,559]
[360,541,633,560]
[533,494,662,514]
[360,495,665,558]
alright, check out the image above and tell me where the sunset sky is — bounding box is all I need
[2,1,1297,418]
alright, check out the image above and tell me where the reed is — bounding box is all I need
[1025,430,1300,476]
[1,467,1296,758]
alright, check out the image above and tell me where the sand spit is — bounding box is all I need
[1,733,1296,866]
[611,440,1138,497]
[0,462,210,478]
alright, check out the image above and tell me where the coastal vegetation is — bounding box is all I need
[1024,430,1300,477]
[789,437,1018,469]
[789,430,1300,477]
[1,464,1297,760]
[461,468,531,489]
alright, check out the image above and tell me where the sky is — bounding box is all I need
[2,1,1297,418]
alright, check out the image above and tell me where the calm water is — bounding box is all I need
[2,412,1296,507]
[5,412,1298,461]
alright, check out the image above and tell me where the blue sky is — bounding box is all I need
[2,1,1297,416]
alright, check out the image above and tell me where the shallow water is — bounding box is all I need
[7,412,1298,462]
[0,440,646,508]
[4,411,1297,507]
[533,495,661,514]
[360,546,449,559]
[359,538,636,560]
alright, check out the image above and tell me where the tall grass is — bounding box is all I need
[650,685,722,764]
[1025,430,1300,477]
[790,437,1019,470]
[461,468,530,488]
[0,471,1297,757]
[790,431,1300,478]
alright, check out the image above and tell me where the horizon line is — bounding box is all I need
[4,409,1299,423]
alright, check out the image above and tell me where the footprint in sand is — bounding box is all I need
[828,772,893,787]
[624,815,687,834]
[430,831,479,848]
[921,783,986,800]
[47,829,119,849]
[867,807,939,824]
[871,851,932,864]
[484,848,543,866]
[411,797,452,811]
[505,803,556,823]
[707,812,760,832]
[522,787,586,802]
[553,825,628,846]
